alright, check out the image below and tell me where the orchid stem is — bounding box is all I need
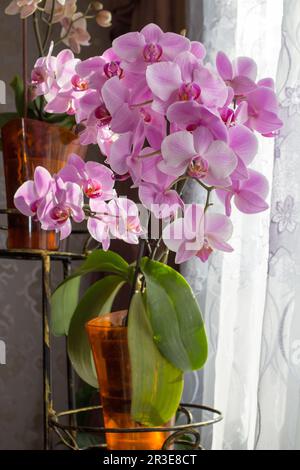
[33,12,44,56]
[124,238,146,327]
[43,0,55,50]
[22,19,28,118]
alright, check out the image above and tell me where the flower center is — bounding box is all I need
[30,200,39,214]
[95,104,112,127]
[31,67,45,85]
[187,157,209,179]
[67,99,76,115]
[143,43,163,63]
[50,205,71,224]
[178,83,201,102]
[84,179,103,198]
[127,216,140,232]
[221,107,235,126]
[71,74,89,91]
[104,61,124,79]
[197,238,213,262]
[140,107,152,123]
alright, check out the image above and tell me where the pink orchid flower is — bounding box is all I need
[42,48,81,114]
[242,86,283,135]
[217,169,269,216]
[163,204,233,263]
[112,23,190,73]
[107,198,144,244]
[44,0,76,23]
[146,51,228,113]
[30,42,57,98]
[58,154,116,201]
[102,76,166,147]
[61,13,91,54]
[5,0,42,19]
[227,124,258,180]
[216,51,258,97]
[160,128,237,187]
[167,101,228,142]
[38,177,85,240]
[87,199,111,250]
[137,151,183,218]
[107,132,143,182]
[14,166,52,218]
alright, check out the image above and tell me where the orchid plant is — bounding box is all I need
[0,1,112,142]
[13,23,282,426]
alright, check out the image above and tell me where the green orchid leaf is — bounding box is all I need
[51,250,131,336]
[140,258,208,372]
[51,276,81,336]
[68,275,125,388]
[10,75,24,116]
[128,292,184,427]
[0,112,18,129]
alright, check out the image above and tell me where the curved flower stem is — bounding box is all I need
[33,11,44,56]
[22,19,28,118]
[124,238,146,327]
[130,100,153,109]
[42,0,55,50]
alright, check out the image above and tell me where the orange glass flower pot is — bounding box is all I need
[86,311,172,450]
[1,118,86,250]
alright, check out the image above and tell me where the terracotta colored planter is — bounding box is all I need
[86,311,172,451]
[1,118,86,250]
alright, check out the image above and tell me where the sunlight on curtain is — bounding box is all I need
[212,0,283,451]
[185,0,284,450]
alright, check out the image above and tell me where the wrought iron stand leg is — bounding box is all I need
[42,254,53,450]
[63,259,76,415]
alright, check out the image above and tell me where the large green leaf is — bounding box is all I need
[140,258,208,372]
[51,277,81,336]
[128,292,184,427]
[51,250,131,336]
[68,275,125,388]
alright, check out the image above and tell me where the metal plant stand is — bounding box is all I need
[49,404,223,451]
[0,209,223,451]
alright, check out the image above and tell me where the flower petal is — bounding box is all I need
[112,32,145,62]
[216,51,233,81]
[229,124,258,165]
[146,62,182,101]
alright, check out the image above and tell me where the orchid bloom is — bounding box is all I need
[216,51,258,97]
[14,166,52,218]
[160,128,237,188]
[5,0,42,19]
[58,154,116,201]
[243,86,283,135]
[138,149,183,219]
[112,23,190,74]
[44,0,76,23]
[217,169,269,216]
[102,76,166,147]
[146,51,228,113]
[61,12,91,54]
[163,204,233,264]
[167,101,228,142]
[38,177,85,240]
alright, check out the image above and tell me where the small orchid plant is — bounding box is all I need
[0,1,112,137]
[13,23,283,426]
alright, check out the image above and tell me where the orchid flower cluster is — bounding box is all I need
[5,1,112,54]
[14,23,283,264]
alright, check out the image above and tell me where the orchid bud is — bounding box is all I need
[92,1,104,11]
[96,10,112,28]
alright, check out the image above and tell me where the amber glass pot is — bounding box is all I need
[1,118,86,250]
[86,311,171,451]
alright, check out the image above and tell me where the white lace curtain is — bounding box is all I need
[185,0,300,450]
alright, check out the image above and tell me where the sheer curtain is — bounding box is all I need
[185,0,300,450]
